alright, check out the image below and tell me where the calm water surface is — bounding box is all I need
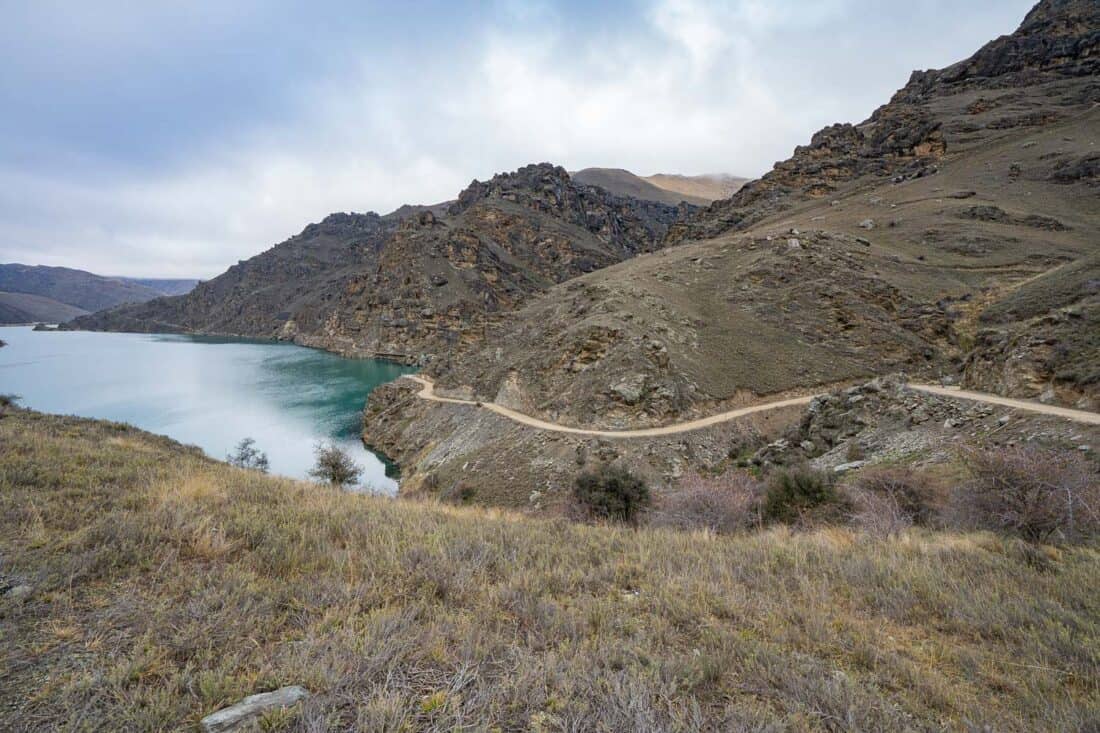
[0,327,414,492]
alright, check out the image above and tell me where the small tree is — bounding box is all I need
[0,393,19,419]
[309,442,363,487]
[227,437,269,473]
[573,465,650,524]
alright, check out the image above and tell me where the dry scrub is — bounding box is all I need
[2,410,1099,731]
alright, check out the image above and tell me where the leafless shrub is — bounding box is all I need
[848,466,941,537]
[648,471,763,533]
[953,445,1100,543]
[226,437,269,473]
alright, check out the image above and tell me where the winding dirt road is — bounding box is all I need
[402,375,1100,438]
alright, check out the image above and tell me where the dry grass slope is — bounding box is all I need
[2,410,1099,731]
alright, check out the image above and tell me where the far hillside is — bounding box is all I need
[571,168,745,206]
[643,172,748,202]
[0,292,88,324]
[117,277,200,297]
[0,263,169,324]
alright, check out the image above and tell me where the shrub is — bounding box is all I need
[953,445,1099,543]
[226,437,269,473]
[650,471,762,533]
[0,394,20,419]
[308,442,363,487]
[573,465,650,524]
[762,466,845,525]
[848,466,941,536]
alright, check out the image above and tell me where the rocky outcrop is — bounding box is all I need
[751,375,1099,473]
[293,164,690,360]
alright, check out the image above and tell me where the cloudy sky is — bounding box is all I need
[0,0,1034,278]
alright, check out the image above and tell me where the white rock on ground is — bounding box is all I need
[201,686,310,732]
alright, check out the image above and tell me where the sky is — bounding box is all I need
[0,0,1035,279]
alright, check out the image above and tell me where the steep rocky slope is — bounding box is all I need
[71,164,689,361]
[367,0,1100,504]
[0,264,163,321]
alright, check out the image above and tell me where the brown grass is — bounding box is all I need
[2,409,1099,731]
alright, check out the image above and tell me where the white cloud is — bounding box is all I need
[0,0,1036,278]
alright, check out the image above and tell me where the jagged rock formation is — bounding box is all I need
[306,164,688,359]
[71,164,690,360]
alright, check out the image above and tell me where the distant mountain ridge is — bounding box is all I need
[117,278,201,297]
[571,168,746,206]
[0,264,190,324]
[0,292,88,324]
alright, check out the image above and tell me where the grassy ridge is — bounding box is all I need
[2,410,1098,731]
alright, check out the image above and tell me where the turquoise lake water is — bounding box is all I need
[0,326,414,492]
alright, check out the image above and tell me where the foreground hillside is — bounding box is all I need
[2,410,1099,731]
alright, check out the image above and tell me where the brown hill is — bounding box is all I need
[643,173,748,202]
[0,263,164,322]
[0,292,88,324]
[366,0,1100,503]
[572,168,747,206]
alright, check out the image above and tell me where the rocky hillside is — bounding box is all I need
[366,0,1100,503]
[68,212,398,340]
[0,263,164,323]
[71,164,690,361]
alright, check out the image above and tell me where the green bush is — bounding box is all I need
[308,442,363,487]
[573,465,650,524]
[762,466,844,525]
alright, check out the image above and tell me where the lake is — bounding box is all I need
[0,326,414,492]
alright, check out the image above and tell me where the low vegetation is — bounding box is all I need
[954,445,1099,543]
[226,437,270,473]
[572,464,651,524]
[3,409,1099,730]
[762,466,847,526]
[307,441,362,487]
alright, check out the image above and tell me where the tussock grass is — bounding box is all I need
[2,410,1099,731]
